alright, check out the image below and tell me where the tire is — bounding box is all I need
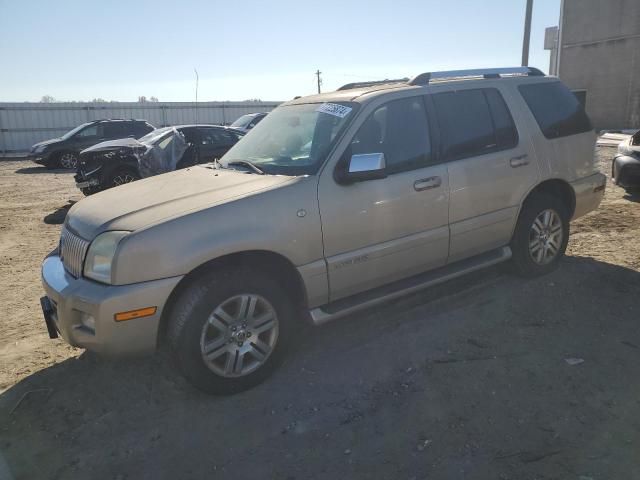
[58,151,79,169]
[510,192,570,277]
[166,267,295,395]
[80,186,101,196]
[106,168,139,188]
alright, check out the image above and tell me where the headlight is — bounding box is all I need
[34,144,47,153]
[83,231,129,284]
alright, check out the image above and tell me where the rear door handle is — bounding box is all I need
[510,154,529,168]
[414,176,442,191]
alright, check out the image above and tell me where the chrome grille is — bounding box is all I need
[59,227,89,278]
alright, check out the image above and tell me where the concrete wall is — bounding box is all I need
[0,101,281,153]
[559,0,640,130]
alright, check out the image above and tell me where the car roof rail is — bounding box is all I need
[408,66,545,86]
[337,78,410,91]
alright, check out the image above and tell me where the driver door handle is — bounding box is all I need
[414,176,441,191]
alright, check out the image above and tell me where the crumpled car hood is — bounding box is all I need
[81,138,143,154]
[66,166,295,239]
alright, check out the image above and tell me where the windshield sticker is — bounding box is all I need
[316,103,352,118]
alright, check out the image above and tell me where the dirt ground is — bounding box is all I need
[0,148,639,480]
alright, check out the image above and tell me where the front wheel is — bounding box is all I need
[510,193,570,277]
[166,267,294,394]
[58,151,79,169]
[107,169,140,188]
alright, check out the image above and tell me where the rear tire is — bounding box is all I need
[166,267,294,395]
[510,193,570,277]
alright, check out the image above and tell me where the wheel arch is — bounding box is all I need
[521,179,576,219]
[157,250,309,345]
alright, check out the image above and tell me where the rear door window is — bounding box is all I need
[103,122,129,139]
[432,88,518,161]
[134,122,154,137]
[518,81,593,139]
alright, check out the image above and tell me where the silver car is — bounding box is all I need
[40,67,606,394]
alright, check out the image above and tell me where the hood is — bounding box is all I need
[81,137,143,154]
[66,166,295,239]
[31,138,62,149]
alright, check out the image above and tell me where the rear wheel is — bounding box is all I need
[166,267,294,394]
[511,193,570,277]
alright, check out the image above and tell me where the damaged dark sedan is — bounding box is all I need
[613,130,640,191]
[75,125,243,195]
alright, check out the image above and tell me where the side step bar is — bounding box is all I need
[309,246,512,326]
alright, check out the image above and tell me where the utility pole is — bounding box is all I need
[521,0,534,66]
[194,68,199,123]
[315,69,322,94]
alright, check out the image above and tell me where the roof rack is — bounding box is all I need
[337,78,410,91]
[409,67,544,86]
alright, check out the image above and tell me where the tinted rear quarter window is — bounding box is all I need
[518,82,593,139]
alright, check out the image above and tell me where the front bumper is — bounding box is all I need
[30,151,52,165]
[570,172,606,220]
[612,154,640,189]
[41,254,183,356]
[75,163,103,189]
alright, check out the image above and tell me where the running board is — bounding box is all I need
[309,246,512,326]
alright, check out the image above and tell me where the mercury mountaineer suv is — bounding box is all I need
[40,67,606,394]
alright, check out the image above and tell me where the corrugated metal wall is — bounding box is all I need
[0,101,281,153]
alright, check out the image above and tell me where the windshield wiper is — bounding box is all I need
[227,160,265,175]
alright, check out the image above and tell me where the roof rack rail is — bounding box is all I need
[337,78,409,91]
[409,67,544,86]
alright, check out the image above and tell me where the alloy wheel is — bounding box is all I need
[60,152,78,169]
[200,294,279,378]
[112,173,136,186]
[528,209,563,265]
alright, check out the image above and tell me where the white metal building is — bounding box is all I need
[0,101,281,153]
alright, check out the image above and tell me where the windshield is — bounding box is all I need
[61,122,93,140]
[138,127,173,145]
[230,114,254,128]
[221,102,357,175]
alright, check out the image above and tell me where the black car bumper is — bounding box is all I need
[612,154,640,189]
[30,151,52,165]
[75,164,103,190]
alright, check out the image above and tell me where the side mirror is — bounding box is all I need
[336,153,387,184]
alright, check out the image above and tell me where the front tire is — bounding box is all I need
[58,151,78,169]
[166,267,294,395]
[510,193,570,277]
[107,168,140,188]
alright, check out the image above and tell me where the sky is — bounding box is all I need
[0,0,561,102]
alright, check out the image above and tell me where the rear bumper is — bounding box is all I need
[41,254,182,356]
[570,172,606,220]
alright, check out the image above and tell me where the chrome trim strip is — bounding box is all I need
[309,246,512,326]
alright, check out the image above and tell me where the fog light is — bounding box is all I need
[80,313,96,332]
